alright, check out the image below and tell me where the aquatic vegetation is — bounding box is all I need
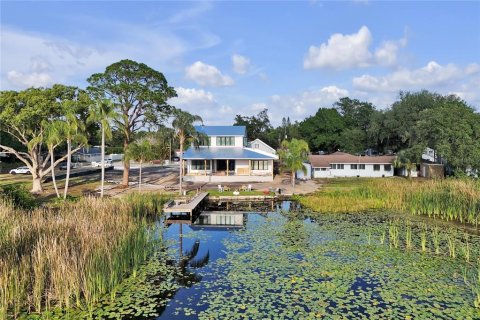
[0,194,169,319]
[298,178,480,225]
[196,213,480,319]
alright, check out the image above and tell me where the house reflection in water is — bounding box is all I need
[190,211,247,230]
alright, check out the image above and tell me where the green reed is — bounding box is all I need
[298,178,480,226]
[0,194,169,319]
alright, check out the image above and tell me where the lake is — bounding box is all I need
[149,201,480,319]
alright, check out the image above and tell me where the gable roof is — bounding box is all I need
[183,147,277,160]
[309,152,395,167]
[249,138,276,153]
[195,125,246,136]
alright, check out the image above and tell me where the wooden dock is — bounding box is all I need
[164,192,209,214]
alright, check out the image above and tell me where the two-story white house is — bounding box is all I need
[182,126,278,182]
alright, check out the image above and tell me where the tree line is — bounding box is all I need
[0,59,203,194]
[234,91,480,175]
[1,59,479,196]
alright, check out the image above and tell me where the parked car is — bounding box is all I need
[9,166,31,175]
[91,159,113,168]
[172,156,180,162]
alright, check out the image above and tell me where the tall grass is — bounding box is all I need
[0,194,168,319]
[298,178,480,225]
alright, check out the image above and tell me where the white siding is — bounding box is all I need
[235,136,244,147]
[313,168,331,178]
[313,164,394,178]
[249,139,276,154]
[235,159,250,175]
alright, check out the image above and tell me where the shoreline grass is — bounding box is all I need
[0,194,169,319]
[297,178,480,225]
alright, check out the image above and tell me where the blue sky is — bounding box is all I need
[1,1,479,125]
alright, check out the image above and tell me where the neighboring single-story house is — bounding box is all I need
[309,152,395,178]
[248,138,277,155]
[182,126,278,183]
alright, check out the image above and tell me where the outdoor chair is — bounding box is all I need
[218,185,223,192]
[247,184,252,191]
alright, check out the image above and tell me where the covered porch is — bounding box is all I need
[184,159,273,177]
[182,146,277,182]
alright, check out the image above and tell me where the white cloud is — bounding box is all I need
[166,2,213,24]
[304,25,406,70]
[351,61,480,109]
[304,26,373,70]
[185,61,234,87]
[264,85,349,124]
[353,61,480,92]
[232,54,250,74]
[1,22,219,90]
[168,87,235,125]
[169,87,216,107]
[7,70,53,88]
[374,37,407,67]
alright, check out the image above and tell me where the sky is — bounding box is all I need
[1,1,479,126]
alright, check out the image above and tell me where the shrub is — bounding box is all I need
[0,184,37,210]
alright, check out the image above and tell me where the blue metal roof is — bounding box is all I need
[183,147,276,160]
[195,125,246,136]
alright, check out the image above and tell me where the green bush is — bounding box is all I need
[0,184,37,210]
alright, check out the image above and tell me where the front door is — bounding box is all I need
[217,159,227,171]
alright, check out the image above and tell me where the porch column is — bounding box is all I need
[204,160,207,176]
[249,160,251,176]
[227,159,229,176]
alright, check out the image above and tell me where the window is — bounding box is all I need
[254,144,260,148]
[330,164,336,169]
[359,164,365,170]
[191,160,211,170]
[337,164,344,169]
[216,215,234,225]
[321,168,327,171]
[331,164,344,169]
[314,168,321,172]
[216,136,234,146]
[351,164,358,170]
[251,160,268,170]
[384,164,392,171]
[373,164,380,171]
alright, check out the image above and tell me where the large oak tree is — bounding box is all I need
[87,59,177,186]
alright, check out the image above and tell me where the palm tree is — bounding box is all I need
[175,224,210,286]
[171,110,203,195]
[63,109,87,199]
[394,150,416,178]
[278,139,309,194]
[43,120,65,198]
[87,99,116,198]
[125,139,156,192]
